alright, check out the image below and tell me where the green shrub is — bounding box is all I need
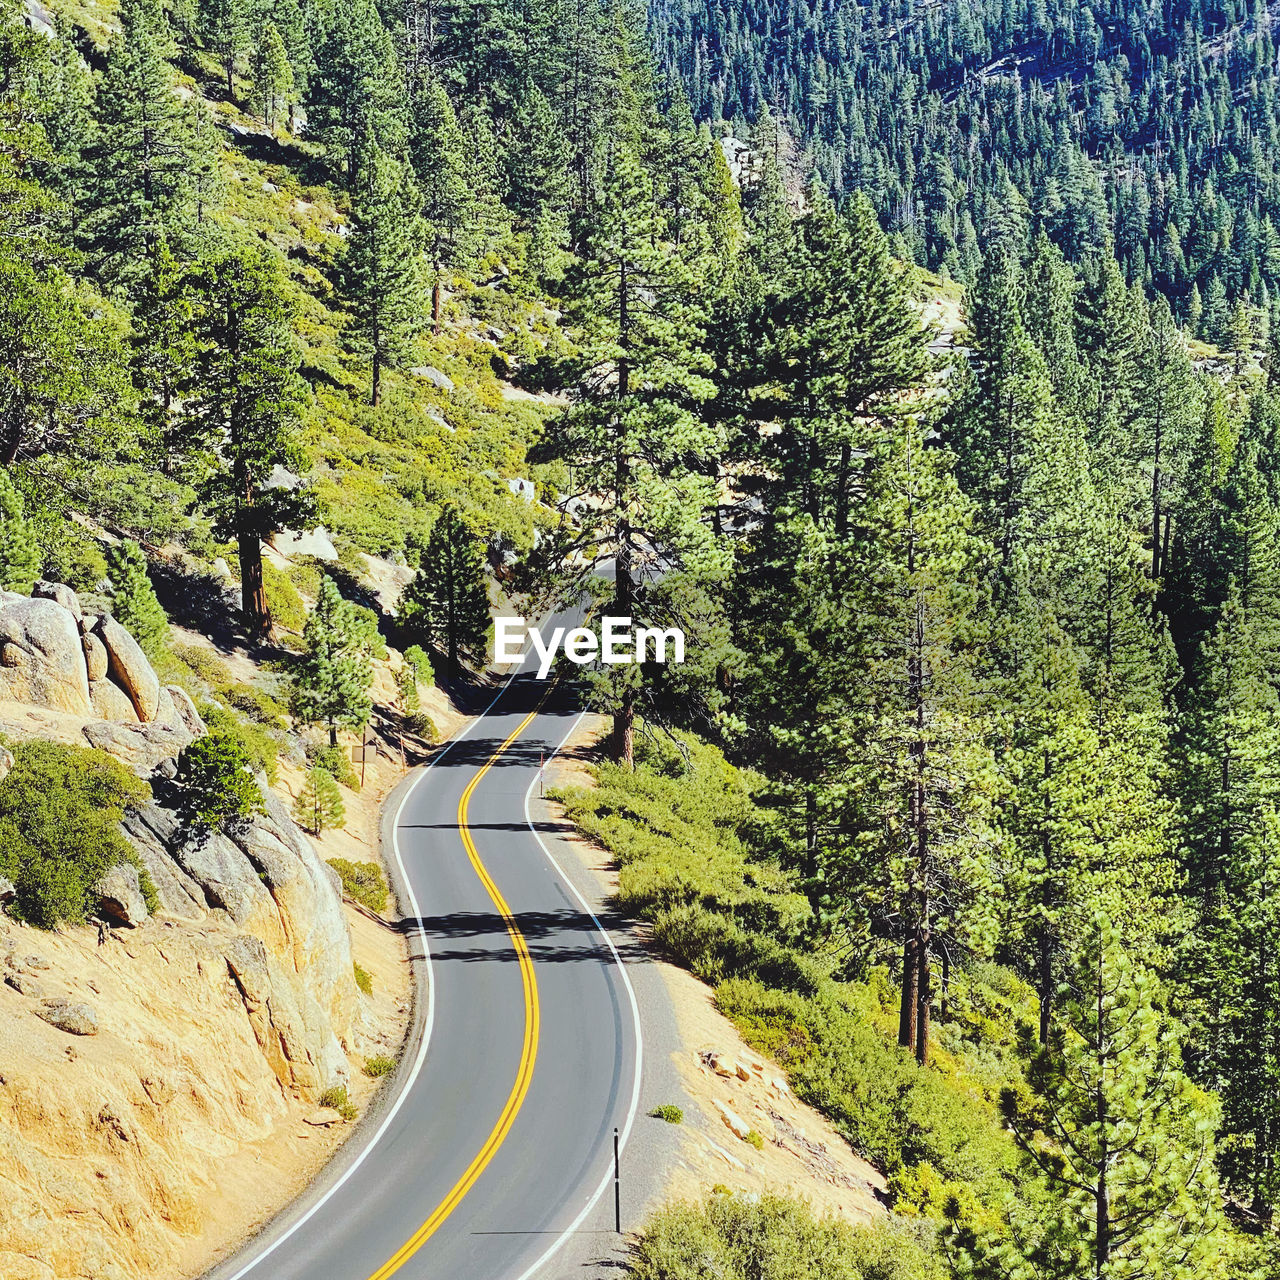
[176,732,265,830]
[42,530,108,593]
[319,1085,358,1121]
[0,740,153,928]
[263,559,307,634]
[630,1194,945,1280]
[329,858,389,912]
[364,1054,396,1078]
[172,643,234,689]
[353,961,373,994]
[649,1104,684,1124]
[224,683,290,729]
[744,1129,765,1150]
[310,743,360,789]
[403,643,434,687]
[107,539,170,660]
[198,701,281,783]
[408,710,437,742]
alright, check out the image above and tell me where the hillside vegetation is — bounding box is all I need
[654,0,1280,342]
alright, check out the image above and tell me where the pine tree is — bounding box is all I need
[754,189,931,532]
[950,246,1095,600]
[954,917,1227,1279]
[306,0,404,183]
[250,21,294,129]
[0,468,39,594]
[847,415,999,1067]
[1133,295,1201,577]
[177,241,310,638]
[82,0,198,278]
[1230,298,1254,376]
[0,245,135,468]
[409,80,473,333]
[398,506,490,676]
[341,140,426,405]
[198,0,248,96]
[293,764,345,834]
[536,135,718,764]
[292,576,377,745]
[106,538,169,659]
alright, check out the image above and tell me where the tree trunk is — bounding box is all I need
[613,509,634,767]
[433,280,442,335]
[916,939,931,1067]
[898,935,918,1051]
[329,721,338,748]
[1038,929,1053,1044]
[371,350,382,407]
[834,441,851,537]
[238,531,271,640]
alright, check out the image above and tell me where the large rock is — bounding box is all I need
[82,720,191,776]
[36,999,98,1036]
[409,365,455,392]
[270,528,338,561]
[0,598,92,715]
[89,679,139,724]
[32,580,81,619]
[93,617,160,722]
[4,970,44,998]
[165,686,205,738]
[0,876,13,903]
[82,632,108,681]
[93,864,149,926]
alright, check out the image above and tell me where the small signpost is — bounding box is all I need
[351,731,380,787]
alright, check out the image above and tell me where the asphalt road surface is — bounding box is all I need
[203,643,645,1280]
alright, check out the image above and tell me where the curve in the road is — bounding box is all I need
[204,661,645,1280]
[369,701,544,1280]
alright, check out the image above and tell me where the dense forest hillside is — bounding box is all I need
[652,0,1280,331]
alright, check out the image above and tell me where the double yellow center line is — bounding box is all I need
[367,703,544,1280]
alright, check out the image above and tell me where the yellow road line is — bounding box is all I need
[366,702,544,1280]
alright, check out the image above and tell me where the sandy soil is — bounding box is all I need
[545,718,887,1227]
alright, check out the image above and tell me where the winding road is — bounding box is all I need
[202,642,646,1280]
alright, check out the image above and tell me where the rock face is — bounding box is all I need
[123,790,357,1095]
[94,615,161,722]
[0,597,93,714]
[36,999,99,1035]
[0,584,187,743]
[93,864,149,926]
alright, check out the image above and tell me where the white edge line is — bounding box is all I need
[512,707,646,1280]
[219,667,525,1280]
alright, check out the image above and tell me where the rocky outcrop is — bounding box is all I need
[122,790,357,1095]
[0,597,93,715]
[0,584,189,747]
[93,615,161,722]
[36,998,99,1035]
[93,865,149,927]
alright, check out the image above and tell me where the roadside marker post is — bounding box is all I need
[613,1127,621,1234]
[539,751,544,798]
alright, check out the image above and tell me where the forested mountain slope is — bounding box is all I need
[652,0,1280,327]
